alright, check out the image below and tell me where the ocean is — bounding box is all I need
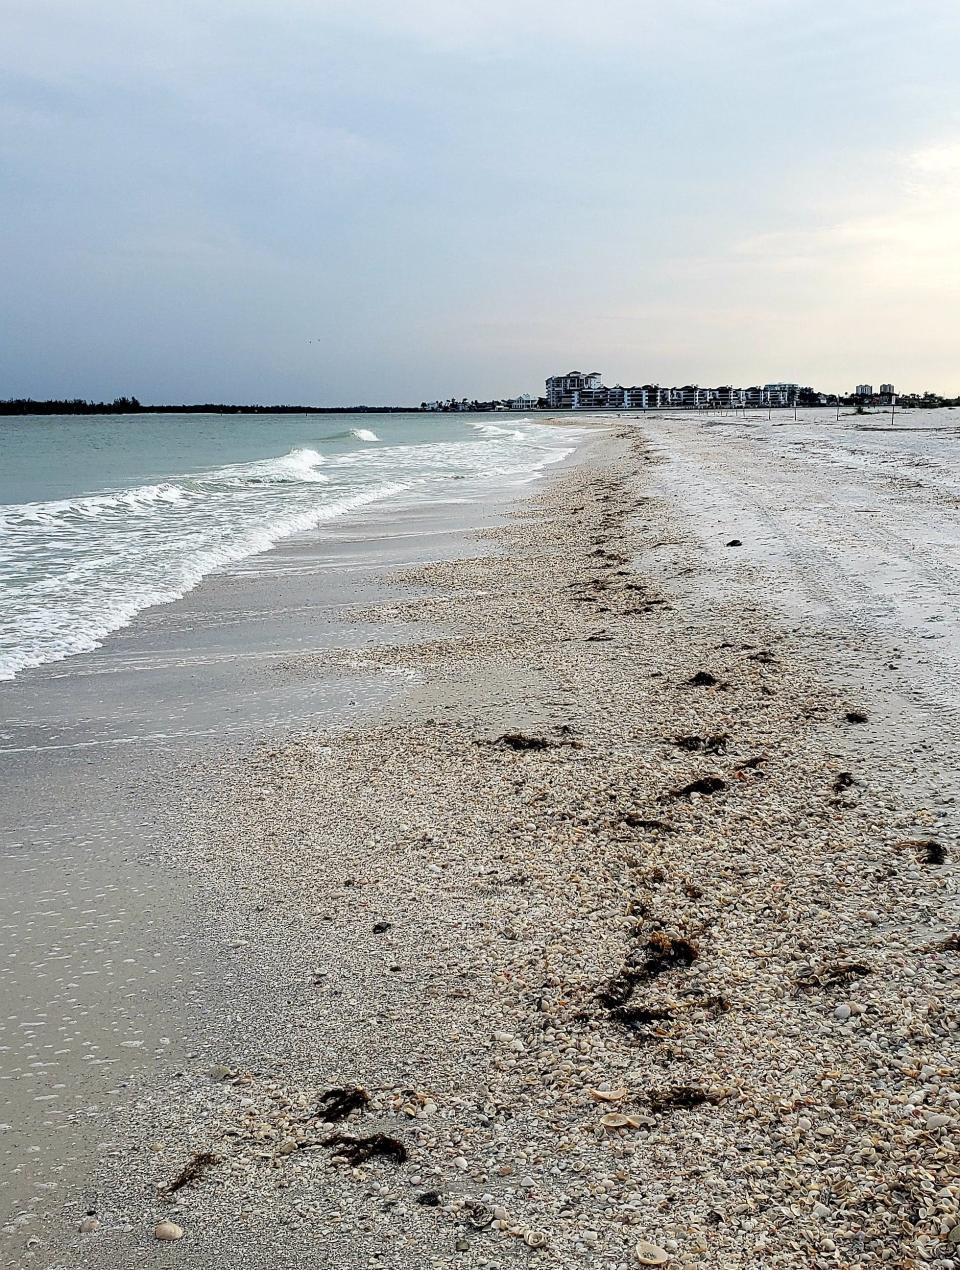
[0,411,579,681]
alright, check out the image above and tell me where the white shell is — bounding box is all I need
[600,1112,631,1130]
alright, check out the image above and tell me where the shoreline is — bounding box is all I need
[0,425,605,1267]
[30,420,958,1268]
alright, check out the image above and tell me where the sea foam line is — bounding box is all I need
[0,479,410,681]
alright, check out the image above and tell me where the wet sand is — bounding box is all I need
[0,479,546,1263]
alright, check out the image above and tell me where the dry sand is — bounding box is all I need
[35,420,960,1269]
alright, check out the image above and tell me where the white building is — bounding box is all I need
[855,384,874,397]
[545,370,604,409]
[764,383,799,406]
[507,394,540,411]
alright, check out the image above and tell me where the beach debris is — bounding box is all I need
[748,650,778,665]
[643,931,700,974]
[696,992,730,1018]
[599,1112,652,1132]
[794,960,871,992]
[925,933,960,952]
[726,539,742,547]
[820,959,871,986]
[619,813,676,833]
[646,1085,725,1114]
[608,1004,675,1033]
[624,601,673,616]
[154,1220,185,1242]
[465,1201,495,1228]
[488,733,551,749]
[588,1086,628,1102]
[673,732,728,754]
[524,1229,550,1249]
[323,1132,408,1165]
[734,755,766,772]
[687,670,720,687]
[316,1085,370,1122]
[832,771,856,793]
[591,547,628,565]
[599,932,699,1013]
[417,1190,442,1206]
[161,1150,220,1196]
[599,1112,631,1130]
[663,775,726,800]
[894,836,946,864]
[372,920,392,933]
[78,1215,100,1234]
[635,1239,670,1265]
[845,709,869,723]
[484,731,582,752]
[597,970,637,1008]
[587,630,615,641]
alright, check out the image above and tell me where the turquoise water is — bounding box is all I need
[0,412,579,680]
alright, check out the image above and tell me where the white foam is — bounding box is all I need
[0,423,584,681]
[205,446,330,486]
[0,479,410,681]
[0,482,191,529]
[350,428,379,442]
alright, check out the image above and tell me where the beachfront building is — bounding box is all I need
[764,383,800,407]
[543,372,824,410]
[545,371,605,410]
[855,384,874,397]
[628,385,663,408]
[507,394,540,411]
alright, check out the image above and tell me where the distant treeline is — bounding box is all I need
[0,397,422,416]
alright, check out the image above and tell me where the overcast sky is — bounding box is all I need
[3,0,959,404]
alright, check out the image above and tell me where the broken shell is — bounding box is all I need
[524,1229,549,1248]
[635,1239,669,1265]
[467,1203,494,1229]
[78,1216,100,1234]
[600,1112,631,1130]
[154,1221,185,1242]
[588,1087,628,1102]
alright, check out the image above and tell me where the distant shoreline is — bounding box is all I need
[3,397,958,419]
[0,400,426,416]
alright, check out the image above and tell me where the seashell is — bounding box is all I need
[524,1229,549,1248]
[635,1239,669,1265]
[600,1113,630,1130]
[154,1220,185,1242]
[589,1087,628,1102]
[467,1203,494,1229]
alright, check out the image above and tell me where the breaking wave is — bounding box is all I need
[0,420,580,681]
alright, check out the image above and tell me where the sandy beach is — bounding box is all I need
[10,412,960,1269]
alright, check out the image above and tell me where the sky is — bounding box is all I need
[2,0,960,404]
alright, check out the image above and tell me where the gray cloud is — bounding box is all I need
[3,1,960,402]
